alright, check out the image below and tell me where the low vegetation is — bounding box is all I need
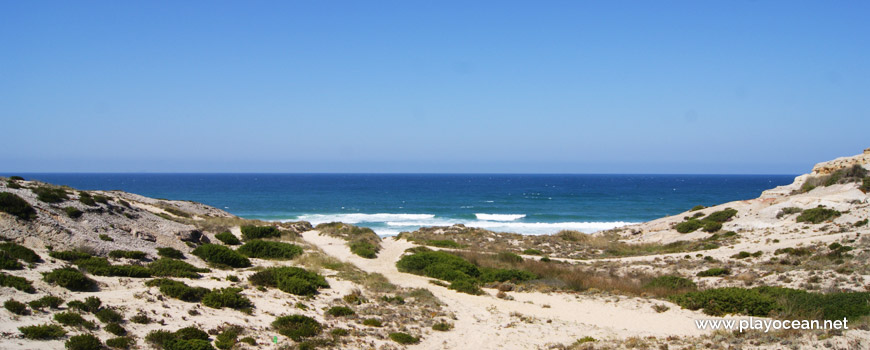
[64,206,83,219]
[214,231,241,245]
[19,323,66,339]
[191,244,251,268]
[145,278,209,302]
[237,240,303,260]
[675,208,738,233]
[5,299,29,315]
[148,258,210,278]
[272,315,322,341]
[240,225,282,241]
[66,334,103,350]
[248,266,329,296]
[33,186,70,203]
[201,287,253,311]
[157,247,185,259]
[315,222,382,259]
[389,332,420,345]
[0,192,37,220]
[671,286,870,321]
[798,164,869,193]
[44,267,98,291]
[108,250,148,260]
[54,311,97,329]
[795,206,841,224]
[29,295,64,310]
[0,271,35,292]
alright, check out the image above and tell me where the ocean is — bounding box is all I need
[7,174,795,236]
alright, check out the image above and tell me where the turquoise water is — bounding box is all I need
[10,174,795,236]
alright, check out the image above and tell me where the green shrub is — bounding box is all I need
[427,239,463,248]
[214,328,239,350]
[396,250,480,281]
[33,186,69,203]
[105,322,126,336]
[239,337,255,345]
[49,250,92,261]
[389,332,419,345]
[0,192,37,220]
[108,250,147,260]
[644,275,697,290]
[362,318,382,327]
[157,247,186,259]
[54,311,97,329]
[496,251,523,263]
[148,258,209,278]
[861,177,870,192]
[65,334,102,350]
[690,205,706,211]
[0,242,41,263]
[240,225,281,241]
[0,251,23,269]
[702,221,722,233]
[237,240,303,260]
[330,328,348,336]
[214,232,241,245]
[796,206,841,224]
[44,267,97,291]
[129,313,152,324]
[325,306,355,317]
[95,307,123,323]
[6,180,22,189]
[704,208,738,222]
[855,218,869,227]
[73,257,151,278]
[98,234,114,241]
[432,322,453,331]
[0,271,35,293]
[776,207,803,219]
[479,267,536,283]
[146,330,177,347]
[349,240,378,259]
[272,315,322,341]
[4,299,28,315]
[774,247,813,256]
[731,251,751,259]
[64,206,83,219]
[79,193,97,206]
[248,266,329,296]
[145,278,209,302]
[29,295,64,310]
[448,279,483,295]
[9,176,25,181]
[522,248,543,255]
[174,326,209,341]
[671,287,777,316]
[19,323,66,339]
[67,296,102,313]
[675,219,702,233]
[201,288,253,310]
[697,268,730,277]
[191,244,251,268]
[106,336,135,349]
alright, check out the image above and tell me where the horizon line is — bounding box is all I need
[2,171,800,176]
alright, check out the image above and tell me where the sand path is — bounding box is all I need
[302,231,725,349]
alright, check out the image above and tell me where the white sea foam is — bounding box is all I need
[475,213,526,221]
[291,213,435,225]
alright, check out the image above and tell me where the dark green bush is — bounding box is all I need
[855,218,869,227]
[675,219,702,233]
[78,193,97,206]
[776,207,803,219]
[64,206,83,219]
[362,318,382,327]
[73,257,151,278]
[33,186,69,203]
[65,334,102,350]
[95,307,123,323]
[6,180,22,189]
[325,306,355,317]
[272,315,322,341]
[704,208,738,222]
[214,232,241,245]
[106,336,135,349]
[774,247,813,256]
[702,221,722,233]
[0,251,23,269]
[0,271,35,292]
[129,313,152,324]
[165,339,215,350]
[105,322,126,336]
[54,311,97,329]
[248,266,329,296]
[146,330,177,347]
[157,247,186,259]
[174,326,209,341]
[108,250,147,260]
[427,239,463,248]
[5,299,28,315]
[29,295,64,310]
[148,258,209,278]
[9,176,25,181]
[67,296,102,313]
[690,205,706,211]
[0,242,41,263]
[697,268,730,277]
[644,275,697,290]
[201,287,252,310]
[19,323,66,339]
[448,278,483,295]
[191,244,251,268]
[522,248,543,255]
[214,328,239,350]
[145,278,209,302]
[796,206,841,224]
[44,267,97,291]
[349,240,378,259]
[479,267,536,283]
[237,240,303,260]
[49,250,93,261]
[432,322,453,331]
[496,251,524,263]
[861,177,870,192]
[0,192,37,220]
[731,251,751,259]
[396,250,480,281]
[240,225,281,241]
[670,287,777,316]
[98,234,114,242]
[389,332,419,345]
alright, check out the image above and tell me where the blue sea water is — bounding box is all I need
[7,174,795,236]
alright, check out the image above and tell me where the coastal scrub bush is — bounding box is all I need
[349,240,378,258]
[19,324,66,339]
[145,278,208,302]
[49,250,92,261]
[65,334,103,350]
[33,186,69,203]
[731,251,751,259]
[165,339,214,350]
[95,307,123,323]
[702,221,722,233]
[240,225,281,241]
[776,207,803,219]
[106,336,135,349]
[522,248,543,255]
[644,276,697,291]
[774,247,812,256]
[861,177,870,193]
[78,193,97,206]
[0,242,41,263]
[175,326,209,341]
[4,299,29,315]
[9,176,25,181]
[389,332,419,345]
[856,218,869,227]
[496,251,524,263]
[0,272,36,294]
[148,258,209,278]
[44,267,97,291]
[427,239,463,248]
[675,220,703,233]
[29,295,64,310]
[64,207,83,219]
[6,180,22,189]
[796,206,841,224]
[0,192,37,220]
[704,208,738,223]
[105,322,127,336]
[396,250,480,280]
[448,279,483,295]
[191,244,251,268]
[690,205,706,211]
[67,296,102,313]
[237,240,303,260]
[73,257,152,278]
[272,315,322,341]
[214,328,240,350]
[325,306,355,317]
[479,267,536,283]
[201,287,253,310]
[145,330,176,347]
[214,231,241,245]
[670,287,777,316]
[315,222,381,258]
[0,251,23,269]
[157,247,185,259]
[362,318,382,327]
[54,312,97,329]
[99,234,113,241]
[697,268,730,277]
[108,250,147,260]
[432,322,453,331]
[248,266,329,296]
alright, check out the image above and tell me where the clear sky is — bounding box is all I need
[1,1,868,174]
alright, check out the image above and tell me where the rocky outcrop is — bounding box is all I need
[811,148,870,175]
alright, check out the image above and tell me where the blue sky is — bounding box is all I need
[1,1,868,174]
